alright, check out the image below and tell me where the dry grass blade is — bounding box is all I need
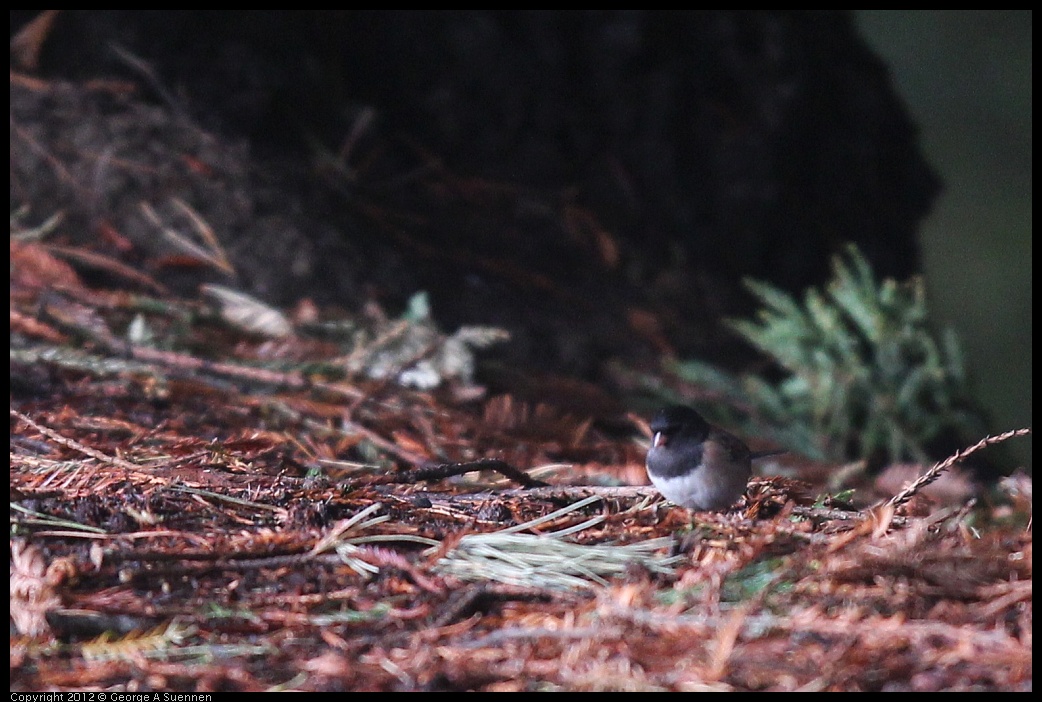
[11,503,108,534]
[309,503,439,578]
[10,208,64,241]
[140,200,235,276]
[430,496,683,589]
[309,502,390,557]
[168,484,288,515]
[45,244,170,295]
[11,409,140,471]
[884,427,1032,510]
[10,10,61,71]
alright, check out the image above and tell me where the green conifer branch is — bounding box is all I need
[670,244,984,465]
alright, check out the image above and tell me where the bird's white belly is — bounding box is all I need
[648,469,745,511]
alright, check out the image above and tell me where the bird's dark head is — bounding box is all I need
[649,405,711,446]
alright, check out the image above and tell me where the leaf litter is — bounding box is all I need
[10,246,1030,691]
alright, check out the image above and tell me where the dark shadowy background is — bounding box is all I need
[10,10,1031,469]
[857,11,1031,468]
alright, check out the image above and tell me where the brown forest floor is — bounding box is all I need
[8,41,1032,690]
[9,237,1032,691]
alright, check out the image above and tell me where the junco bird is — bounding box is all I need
[645,405,782,511]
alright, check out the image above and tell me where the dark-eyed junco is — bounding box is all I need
[645,405,782,511]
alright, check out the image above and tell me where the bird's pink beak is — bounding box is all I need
[652,431,666,448]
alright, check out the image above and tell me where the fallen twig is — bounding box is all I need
[884,428,1031,510]
[376,458,551,489]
